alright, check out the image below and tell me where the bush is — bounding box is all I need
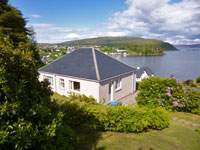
[53,94,104,128]
[137,77,200,114]
[54,93,170,133]
[196,76,200,83]
[69,94,97,104]
[99,106,170,132]
[196,127,200,134]
[184,80,194,86]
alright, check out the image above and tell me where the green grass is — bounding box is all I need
[52,93,200,150]
[75,112,200,150]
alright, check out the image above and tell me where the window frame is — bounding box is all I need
[115,78,122,91]
[43,75,53,86]
[59,78,65,89]
[69,80,80,92]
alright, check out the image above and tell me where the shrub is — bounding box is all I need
[53,123,77,150]
[69,94,97,104]
[184,80,194,86]
[137,77,200,114]
[196,128,200,134]
[53,94,104,129]
[196,76,200,83]
[99,106,170,132]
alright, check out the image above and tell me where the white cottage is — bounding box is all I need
[135,67,154,82]
[39,48,137,104]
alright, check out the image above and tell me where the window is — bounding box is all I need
[43,75,53,86]
[59,78,65,88]
[69,81,80,91]
[115,79,121,91]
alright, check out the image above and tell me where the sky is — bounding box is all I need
[9,0,200,45]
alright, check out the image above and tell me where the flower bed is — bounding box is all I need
[137,77,200,114]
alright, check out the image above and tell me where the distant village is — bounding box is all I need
[39,45,128,64]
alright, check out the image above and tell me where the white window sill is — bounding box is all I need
[69,89,81,94]
[115,88,122,92]
[60,87,65,90]
[50,85,54,88]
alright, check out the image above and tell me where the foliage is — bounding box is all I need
[99,106,170,132]
[53,94,170,133]
[137,76,200,114]
[69,94,97,104]
[196,76,200,83]
[0,1,42,67]
[28,27,44,67]
[0,35,77,150]
[196,127,200,134]
[100,47,116,53]
[0,2,76,147]
[0,0,28,45]
[184,80,196,87]
[52,94,102,128]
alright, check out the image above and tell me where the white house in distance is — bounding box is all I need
[135,67,154,82]
[38,48,137,104]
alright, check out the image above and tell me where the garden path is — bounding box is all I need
[172,117,200,127]
[117,91,139,106]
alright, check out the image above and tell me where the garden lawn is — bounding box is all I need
[52,93,200,150]
[75,112,200,150]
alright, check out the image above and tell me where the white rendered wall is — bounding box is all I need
[39,72,136,104]
[39,72,100,102]
[136,71,148,82]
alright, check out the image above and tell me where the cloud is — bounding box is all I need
[28,0,200,44]
[106,0,200,44]
[30,14,41,18]
[107,31,127,37]
[65,33,79,39]
[28,23,104,43]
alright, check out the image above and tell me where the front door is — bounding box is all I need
[109,81,113,102]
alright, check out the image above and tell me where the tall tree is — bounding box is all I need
[0,0,43,67]
[0,1,76,149]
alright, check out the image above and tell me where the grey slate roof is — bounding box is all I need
[136,67,154,78]
[39,48,136,81]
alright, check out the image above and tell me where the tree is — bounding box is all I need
[0,1,76,149]
[0,35,76,150]
[0,0,28,44]
[0,0,42,67]
[28,27,44,67]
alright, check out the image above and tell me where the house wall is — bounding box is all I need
[39,72,136,104]
[136,71,148,82]
[99,72,134,105]
[39,72,100,102]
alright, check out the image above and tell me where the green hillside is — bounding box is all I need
[59,36,177,55]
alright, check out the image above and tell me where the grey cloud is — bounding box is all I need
[106,0,200,44]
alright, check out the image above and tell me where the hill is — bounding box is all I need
[58,36,176,55]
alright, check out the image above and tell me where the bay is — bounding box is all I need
[113,48,200,81]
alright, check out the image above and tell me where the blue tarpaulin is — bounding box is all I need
[110,101,122,106]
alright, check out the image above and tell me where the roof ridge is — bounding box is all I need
[92,48,100,81]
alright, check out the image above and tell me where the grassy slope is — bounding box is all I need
[60,37,177,51]
[52,93,200,150]
[75,112,200,150]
